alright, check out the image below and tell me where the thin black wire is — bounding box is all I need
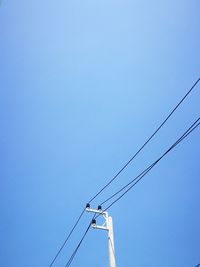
[100,117,200,206]
[65,118,200,267]
[96,117,200,216]
[48,78,200,267]
[64,214,96,267]
[88,78,200,203]
[64,222,91,267]
[100,163,155,205]
[49,208,86,267]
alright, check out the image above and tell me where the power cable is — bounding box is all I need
[64,213,96,267]
[88,78,200,203]
[64,117,200,267]
[100,121,190,206]
[100,162,156,206]
[49,208,86,267]
[64,222,91,267]
[97,117,200,214]
[48,78,199,266]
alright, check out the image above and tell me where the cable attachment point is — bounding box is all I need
[91,219,96,226]
[97,205,102,210]
[86,203,90,209]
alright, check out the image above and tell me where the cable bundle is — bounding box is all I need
[48,78,200,267]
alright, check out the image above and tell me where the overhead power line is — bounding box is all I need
[88,78,200,203]
[48,78,200,267]
[64,222,91,267]
[64,116,200,267]
[97,117,200,214]
[64,213,96,267]
[49,209,86,267]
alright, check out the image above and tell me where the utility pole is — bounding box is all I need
[86,204,116,267]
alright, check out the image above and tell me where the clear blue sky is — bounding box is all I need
[0,0,200,266]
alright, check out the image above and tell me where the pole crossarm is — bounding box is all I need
[92,225,108,231]
[86,207,109,230]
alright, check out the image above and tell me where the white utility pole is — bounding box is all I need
[86,205,116,267]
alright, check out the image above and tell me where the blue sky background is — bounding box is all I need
[0,0,200,266]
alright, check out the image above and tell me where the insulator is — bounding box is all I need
[91,219,96,225]
[86,203,90,208]
[97,205,102,210]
